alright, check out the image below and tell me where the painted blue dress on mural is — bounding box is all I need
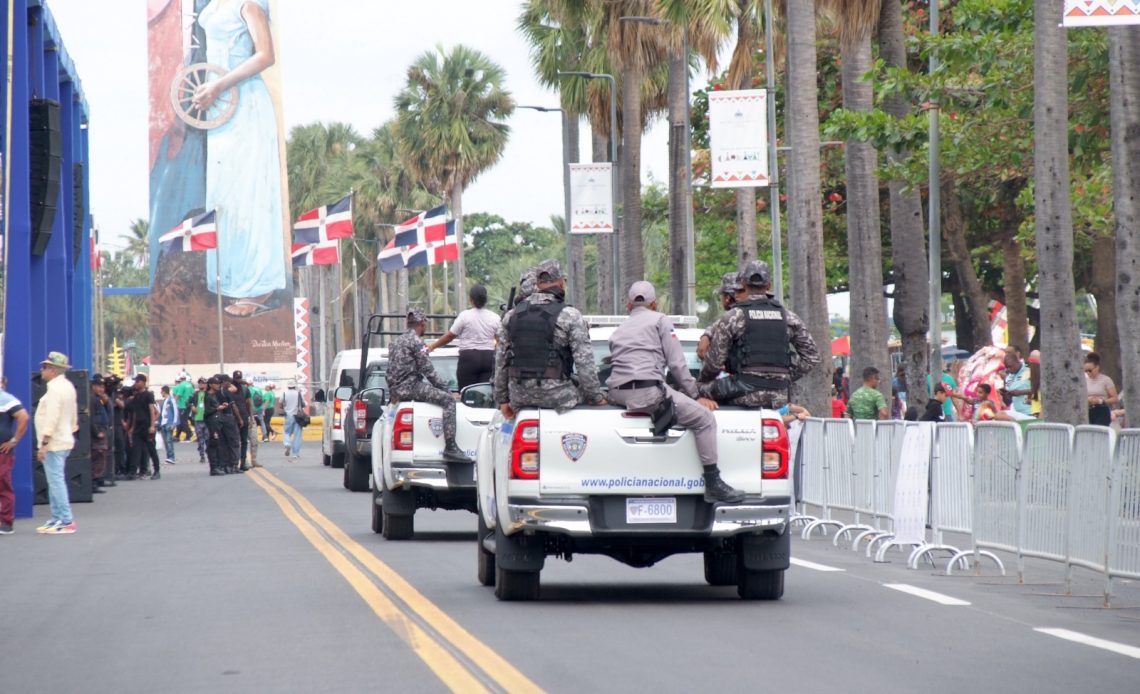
[199,0,287,304]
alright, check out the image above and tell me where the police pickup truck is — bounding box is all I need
[472,319,793,601]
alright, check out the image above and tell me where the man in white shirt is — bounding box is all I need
[34,352,79,534]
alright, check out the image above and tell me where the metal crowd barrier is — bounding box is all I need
[1067,426,1116,597]
[790,418,827,527]
[911,423,974,569]
[802,419,854,538]
[834,420,877,546]
[1020,424,1073,565]
[1109,431,1140,593]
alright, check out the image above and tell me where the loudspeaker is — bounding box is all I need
[72,163,85,264]
[31,368,89,413]
[29,98,62,256]
[33,457,93,505]
[69,412,91,462]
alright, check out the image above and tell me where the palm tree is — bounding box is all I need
[1033,0,1085,424]
[394,44,515,311]
[1111,25,1140,424]
[822,0,890,399]
[785,0,832,417]
[878,0,929,410]
[125,218,150,271]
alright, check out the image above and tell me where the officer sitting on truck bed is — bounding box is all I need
[494,259,606,418]
[608,280,745,504]
[698,260,821,409]
[387,308,473,463]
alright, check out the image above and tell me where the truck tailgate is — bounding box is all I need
[410,402,490,461]
[534,407,767,496]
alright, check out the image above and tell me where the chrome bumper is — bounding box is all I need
[506,500,789,537]
[391,465,449,490]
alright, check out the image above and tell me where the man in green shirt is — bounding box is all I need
[172,376,196,441]
[847,367,889,420]
[260,384,277,441]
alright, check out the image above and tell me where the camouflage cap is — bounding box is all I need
[518,269,537,299]
[533,259,564,282]
[740,259,770,288]
[406,307,427,325]
[719,271,743,295]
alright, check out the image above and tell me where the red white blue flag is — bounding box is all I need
[378,237,406,273]
[380,221,457,271]
[393,205,448,247]
[292,240,341,267]
[294,194,354,244]
[158,210,217,255]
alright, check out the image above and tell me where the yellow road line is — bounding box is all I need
[246,471,488,693]
[252,468,544,694]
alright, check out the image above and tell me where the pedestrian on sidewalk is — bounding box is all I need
[192,378,209,463]
[280,380,304,459]
[90,375,111,492]
[159,385,180,464]
[0,377,30,534]
[260,383,277,441]
[172,375,195,442]
[35,352,79,534]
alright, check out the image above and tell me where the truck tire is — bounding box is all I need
[703,551,738,586]
[477,515,495,587]
[323,454,332,467]
[494,566,539,601]
[371,486,383,534]
[331,451,346,469]
[344,452,371,492]
[737,568,784,600]
[382,512,414,540]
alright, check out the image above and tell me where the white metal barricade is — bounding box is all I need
[1020,424,1074,564]
[803,419,854,538]
[911,423,973,569]
[949,423,1021,577]
[834,420,877,546]
[791,418,827,526]
[1109,430,1140,590]
[853,421,907,552]
[1066,426,1116,600]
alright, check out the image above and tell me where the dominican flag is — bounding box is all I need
[378,238,406,273]
[393,205,448,247]
[159,210,217,256]
[292,240,341,267]
[404,221,458,268]
[294,194,354,244]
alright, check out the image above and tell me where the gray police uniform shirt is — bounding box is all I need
[608,307,698,407]
[388,329,448,399]
[493,291,603,412]
[697,292,821,407]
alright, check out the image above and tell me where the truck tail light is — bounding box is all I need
[354,400,368,435]
[393,409,414,451]
[761,417,789,479]
[332,399,344,430]
[510,418,540,480]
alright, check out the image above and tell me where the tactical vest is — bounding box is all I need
[727,297,792,374]
[507,300,572,380]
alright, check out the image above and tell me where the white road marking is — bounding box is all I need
[882,583,971,606]
[1034,628,1140,660]
[790,558,845,572]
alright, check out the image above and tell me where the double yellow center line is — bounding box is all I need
[248,468,542,694]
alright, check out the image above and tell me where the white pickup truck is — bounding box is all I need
[370,383,497,540]
[475,402,793,601]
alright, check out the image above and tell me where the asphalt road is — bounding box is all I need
[3,440,1138,693]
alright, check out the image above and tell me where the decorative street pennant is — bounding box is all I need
[708,89,769,188]
[1063,0,1140,26]
[568,163,614,234]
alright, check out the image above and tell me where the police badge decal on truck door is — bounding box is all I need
[561,433,588,462]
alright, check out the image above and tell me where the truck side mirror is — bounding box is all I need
[460,383,494,408]
[333,386,354,401]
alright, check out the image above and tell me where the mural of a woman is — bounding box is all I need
[191,0,287,317]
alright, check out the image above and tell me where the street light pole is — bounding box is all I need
[764,0,784,303]
[518,105,573,305]
[559,71,619,313]
[928,0,943,378]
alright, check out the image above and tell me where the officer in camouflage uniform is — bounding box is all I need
[387,308,472,462]
[698,271,743,361]
[517,269,537,303]
[698,260,821,408]
[494,260,606,417]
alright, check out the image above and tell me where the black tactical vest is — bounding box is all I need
[507,301,572,380]
[728,297,791,373]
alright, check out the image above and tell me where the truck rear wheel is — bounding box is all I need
[494,566,539,601]
[382,512,414,540]
[371,487,383,534]
[737,568,784,600]
[344,452,371,492]
[331,451,346,469]
[477,516,495,587]
[703,551,738,586]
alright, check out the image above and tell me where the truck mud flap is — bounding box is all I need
[382,484,416,516]
[739,529,791,572]
[495,526,546,572]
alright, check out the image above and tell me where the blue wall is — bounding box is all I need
[1,0,91,519]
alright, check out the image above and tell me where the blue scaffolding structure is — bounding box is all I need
[1,0,92,518]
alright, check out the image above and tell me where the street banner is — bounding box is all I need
[568,163,614,234]
[294,297,312,404]
[708,89,769,188]
[891,423,933,546]
[1063,0,1140,26]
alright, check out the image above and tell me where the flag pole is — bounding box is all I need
[216,209,225,373]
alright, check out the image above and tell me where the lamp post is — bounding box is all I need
[928,0,943,382]
[518,105,574,306]
[559,70,619,313]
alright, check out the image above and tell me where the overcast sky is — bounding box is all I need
[47,0,700,251]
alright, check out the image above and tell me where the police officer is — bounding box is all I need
[494,259,605,417]
[207,375,243,474]
[609,281,745,503]
[203,376,227,475]
[698,260,821,408]
[388,308,472,463]
[698,271,743,361]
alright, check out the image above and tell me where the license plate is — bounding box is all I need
[626,497,677,524]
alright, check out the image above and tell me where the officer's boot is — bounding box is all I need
[441,439,474,463]
[703,466,745,504]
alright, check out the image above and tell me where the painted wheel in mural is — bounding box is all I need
[169,63,238,130]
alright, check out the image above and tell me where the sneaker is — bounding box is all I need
[151,471,161,480]
[45,521,76,534]
[36,520,61,533]
[0,523,13,534]
[165,458,176,465]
